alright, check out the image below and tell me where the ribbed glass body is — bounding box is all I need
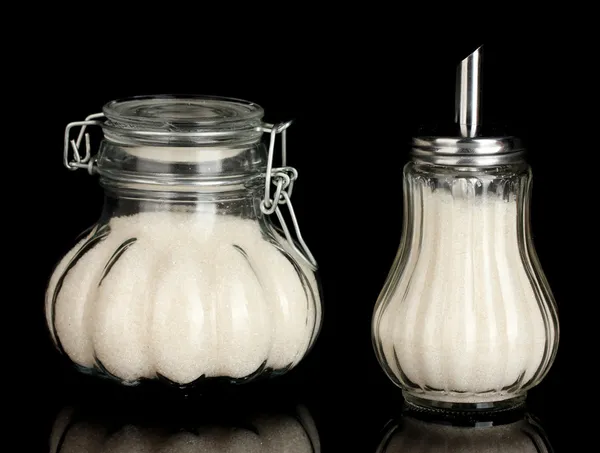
[372,161,559,408]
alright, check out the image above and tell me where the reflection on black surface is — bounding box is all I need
[48,388,320,452]
[377,408,553,453]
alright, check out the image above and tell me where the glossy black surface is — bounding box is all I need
[31,358,570,452]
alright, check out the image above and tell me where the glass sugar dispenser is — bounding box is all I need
[46,95,322,388]
[371,46,559,411]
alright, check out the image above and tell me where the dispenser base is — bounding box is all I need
[402,391,526,414]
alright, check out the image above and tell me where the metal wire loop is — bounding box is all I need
[261,120,293,204]
[63,113,105,172]
[260,177,286,215]
[258,121,317,268]
[274,191,317,268]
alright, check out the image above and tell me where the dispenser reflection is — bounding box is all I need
[377,410,553,453]
[49,396,320,452]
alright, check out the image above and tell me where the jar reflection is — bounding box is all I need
[49,395,320,453]
[377,410,553,453]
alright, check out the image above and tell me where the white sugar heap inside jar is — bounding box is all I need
[46,211,320,385]
[378,182,549,400]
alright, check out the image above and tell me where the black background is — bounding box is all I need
[13,27,595,452]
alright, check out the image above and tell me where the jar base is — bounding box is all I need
[68,358,294,391]
[402,391,526,414]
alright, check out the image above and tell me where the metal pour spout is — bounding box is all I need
[455,45,483,137]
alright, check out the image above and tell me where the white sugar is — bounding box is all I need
[376,181,554,401]
[46,211,321,385]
